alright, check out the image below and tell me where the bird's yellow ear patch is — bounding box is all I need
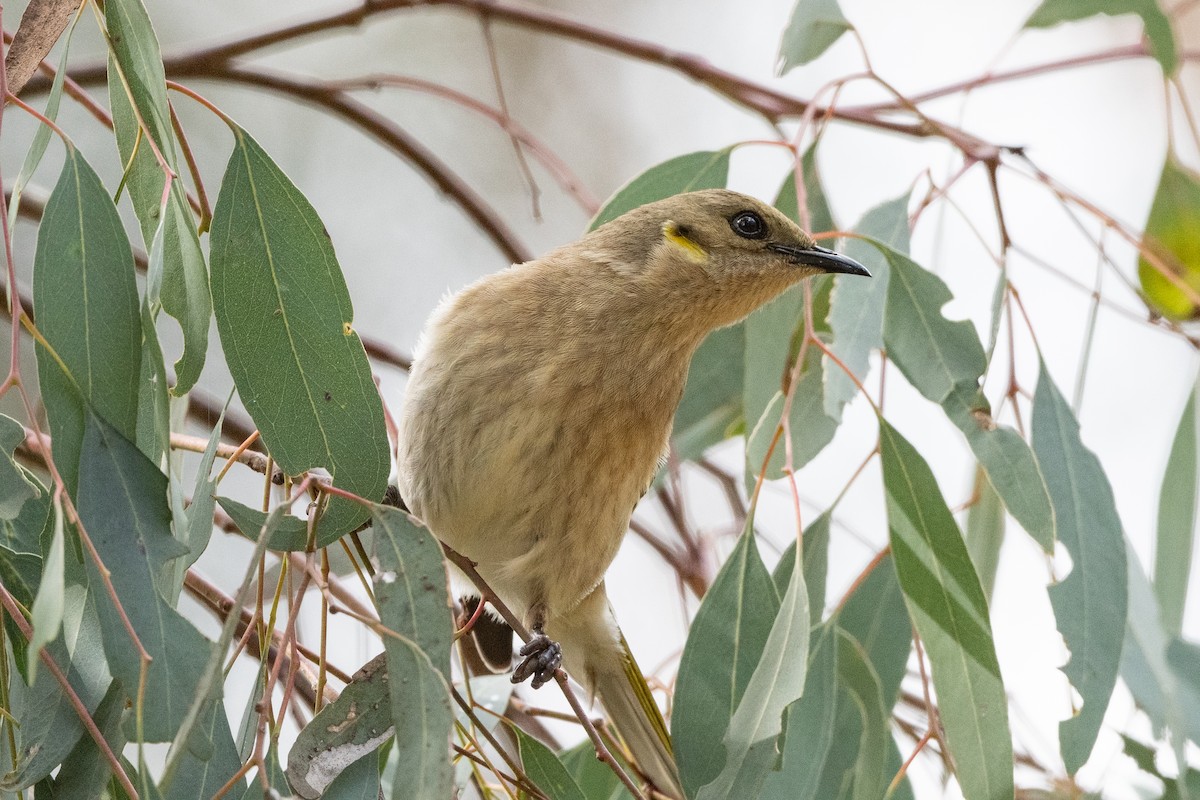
[662,221,707,264]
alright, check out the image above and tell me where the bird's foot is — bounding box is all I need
[511,630,562,689]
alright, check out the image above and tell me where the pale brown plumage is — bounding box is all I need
[397,189,868,798]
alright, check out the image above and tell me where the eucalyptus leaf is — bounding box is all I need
[824,194,909,421]
[41,682,127,800]
[881,247,986,406]
[589,150,730,231]
[34,147,141,497]
[837,552,911,708]
[371,506,454,799]
[216,496,310,551]
[1025,0,1177,74]
[942,384,1055,551]
[673,529,779,798]
[1155,377,1199,635]
[880,420,1013,799]
[1137,158,1200,320]
[514,726,587,800]
[672,324,744,462]
[286,653,393,800]
[834,630,889,800]
[772,509,831,624]
[1031,362,1127,772]
[965,466,1006,600]
[696,543,809,800]
[107,1,210,392]
[760,625,839,800]
[210,127,389,543]
[0,415,38,520]
[3,589,112,791]
[28,500,64,677]
[778,0,854,73]
[77,411,213,742]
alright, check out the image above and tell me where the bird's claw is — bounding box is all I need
[511,632,562,689]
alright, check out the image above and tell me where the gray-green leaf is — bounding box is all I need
[371,507,454,799]
[1025,0,1177,75]
[209,126,389,544]
[880,420,1013,799]
[1154,378,1198,636]
[1031,362,1127,773]
[34,147,141,497]
[824,194,909,421]
[589,150,730,231]
[778,0,854,73]
[673,529,779,797]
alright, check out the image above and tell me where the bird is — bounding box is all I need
[395,188,870,798]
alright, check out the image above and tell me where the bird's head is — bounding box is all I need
[585,188,869,328]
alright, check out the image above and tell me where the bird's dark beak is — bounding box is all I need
[767,243,871,277]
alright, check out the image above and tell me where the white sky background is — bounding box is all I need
[5,0,1200,796]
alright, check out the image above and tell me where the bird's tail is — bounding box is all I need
[553,588,683,799]
[594,633,683,799]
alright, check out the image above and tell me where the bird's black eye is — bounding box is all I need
[730,211,766,240]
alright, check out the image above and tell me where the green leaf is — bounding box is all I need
[743,287,804,462]
[162,702,245,800]
[696,543,809,800]
[965,466,1006,600]
[773,510,831,625]
[209,127,389,543]
[172,414,223,590]
[286,653,393,800]
[834,630,889,800]
[824,195,909,421]
[745,349,838,488]
[743,150,840,462]
[514,726,587,800]
[559,739,634,800]
[105,0,174,153]
[672,324,744,462]
[7,7,80,230]
[41,682,128,800]
[837,552,911,708]
[28,501,64,677]
[3,593,113,791]
[810,685,862,800]
[1138,158,1200,320]
[773,147,836,235]
[1167,637,1200,697]
[134,299,170,469]
[1154,377,1198,635]
[34,147,141,497]
[1031,363,1127,772]
[880,420,1013,799]
[371,507,454,799]
[1119,541,1200,784]
[777,0,854,73]
[0,415,37,521]
[941,384,1055,551]
[589,150,729,231]
[371,507,453,678]
[107,4,210,393]
[1025,0,1177,74]
[323,751,382,800]
[216,496,309,551]
[673,530,779,799]
[760,625,839,800]
[77,411,213,742]
[881,247,986,406]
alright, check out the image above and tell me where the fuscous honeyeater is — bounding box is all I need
[397,189,870,798]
